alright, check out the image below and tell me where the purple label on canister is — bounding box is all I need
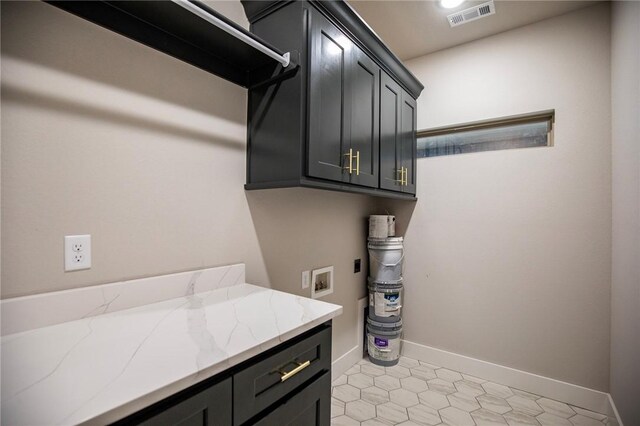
[374,337,388,347]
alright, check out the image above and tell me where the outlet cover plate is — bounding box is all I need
[65,235,92,271]
[302,270,311,289]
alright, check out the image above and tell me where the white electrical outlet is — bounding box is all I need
[65,235,91,271]
[302,270,310,289]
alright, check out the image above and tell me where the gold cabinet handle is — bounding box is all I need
[279,360,311,382]
[355,150,360,176]
[343,148,353,174]
[403,167,408,186]
[396,168,403,184]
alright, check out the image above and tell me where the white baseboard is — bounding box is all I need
[402,340,615,418]
[331,297,368,381]
[608,394,625,426]
[332,344,362,381]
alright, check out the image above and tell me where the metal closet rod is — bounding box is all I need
[171,0,291,68]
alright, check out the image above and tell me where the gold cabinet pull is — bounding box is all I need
[279,360,311,382]
[355,150,360,176]
[396,168,403,184]
[343,149,353,174]
[403,167,408,186]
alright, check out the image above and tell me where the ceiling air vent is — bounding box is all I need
[447,1,496,28]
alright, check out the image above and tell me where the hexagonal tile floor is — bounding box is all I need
[331,357,617,426]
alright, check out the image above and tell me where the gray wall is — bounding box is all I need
[383,3,612,391]
[610,1,640,424]
[0,0,372,362]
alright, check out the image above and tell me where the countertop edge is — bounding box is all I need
[80,306,343,425]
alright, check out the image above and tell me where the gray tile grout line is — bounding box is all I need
[333,356,611,426]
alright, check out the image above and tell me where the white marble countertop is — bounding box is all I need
[1,282,342,425]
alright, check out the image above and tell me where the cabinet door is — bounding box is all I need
[400,90,417,194]
[379,72,403,191]
[308,11,352,183]
[252,372,330,426]
[233,326,331,425]
[139,378,231,426]
[349,47,379,188]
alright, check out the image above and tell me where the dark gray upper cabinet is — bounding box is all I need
[380,72,403,192]
[350,47,380,189]
[308,12,379,189]
[243,0,423,200]
[400,91,417,194]
[380,72,417,194]
[308,11,352,184]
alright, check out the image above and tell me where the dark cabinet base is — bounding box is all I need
[114,323,333,426]
[253,373,331,426]
[233,325,331,425]
[138,378,232,426]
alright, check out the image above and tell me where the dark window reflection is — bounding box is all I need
[417,120,551,158]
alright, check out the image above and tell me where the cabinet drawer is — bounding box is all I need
[233,326,331,425]
[138,378,231,426]
[253,372,330,426]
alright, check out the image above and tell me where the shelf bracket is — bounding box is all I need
[248,51,300,90]
[172,0,292,68]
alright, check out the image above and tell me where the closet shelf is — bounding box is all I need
[47,0,297,88]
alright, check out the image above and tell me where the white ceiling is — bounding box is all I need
[347,0,600,60]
